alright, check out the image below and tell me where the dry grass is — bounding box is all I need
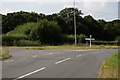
[2,45,118,50]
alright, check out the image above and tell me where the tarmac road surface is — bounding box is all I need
[2,49,118,79]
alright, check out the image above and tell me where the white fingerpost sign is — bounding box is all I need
[85,35,95,47]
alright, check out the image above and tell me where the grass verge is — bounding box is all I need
[0,51,11,60]
[3,45,118,50]
[99,53,120,78]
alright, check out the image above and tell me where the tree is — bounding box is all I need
[30,19,62,44]
[84,15,103,40]
[59,7,82,18]
[2,11,41,33]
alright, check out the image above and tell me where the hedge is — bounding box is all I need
[91,40,118,45]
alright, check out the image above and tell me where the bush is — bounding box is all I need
[17,40,41,46]
[61,34,87,44]
[78,34,87,43]
[30,19,62,45]
[2,34,41,46]
[2,22,40,46]
[2,34,28,46]
[92,40,118,45]
[6,22,36,36]
[115,36,120,45]
[62,35,74,44]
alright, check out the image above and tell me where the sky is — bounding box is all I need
[0,0,120,21]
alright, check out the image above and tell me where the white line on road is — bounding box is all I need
[4,60,9,63]
[72,49,98,52]
[33,55,37,58]
[4,60,13,63]
[10,60,13,62]
[76,55,82,57]
[45,53,55,55]
[15,67,46,80]
[49,53,54,55]
[55,58,71,64]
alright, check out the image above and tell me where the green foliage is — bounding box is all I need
[100,53,119,78]
[2,34,28,46]
[61,34,87,44]
[30,19,62,45]
[115,36,120,45]
[92,41,118,45]
[62,35,75,44]
[2,34,41,46]
[2,22,39,46]
[78,34,87,43]
[2,11,44,33]
[59,7,82,17]
[16,40,41,46]
[6,22,36,36]
[1,8,120,46]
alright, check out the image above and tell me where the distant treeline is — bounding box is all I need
[0,8,120,46]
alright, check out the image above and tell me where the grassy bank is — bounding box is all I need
[3,44,118,50]
[99,53,120,78]
[0,51,11,60]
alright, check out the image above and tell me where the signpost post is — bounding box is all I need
[85,35,95,47]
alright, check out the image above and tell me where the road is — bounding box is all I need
[2,48,118,79]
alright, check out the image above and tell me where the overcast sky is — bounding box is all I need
[0,0,120,21]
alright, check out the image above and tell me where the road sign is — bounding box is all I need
[85,35,95,47]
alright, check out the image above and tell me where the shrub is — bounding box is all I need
[92,40,118,45]
[78,34,87,43]
[6,22,36,36]
[30,19,62,45]
[17,40,41,46]
[2,22,39,46]
[61,34,87,44]
[2,34,28,46]
[62,35,74,44]
[115,36,120,45]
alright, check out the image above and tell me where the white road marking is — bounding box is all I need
[72,49,98,52]
[10,60,13,62]
[4,60,13,63]
[55,58,71,64]
[92,52,97,54]
[15,67,46,80]
[76,55,82,57]
[45,52,56,55]
[4,60,9,63]
[49,53,54,55]
[33,55,37,58]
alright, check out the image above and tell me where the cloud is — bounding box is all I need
[1,0,119,2]
[81,2,107,15]
[1,0,68,2]
[0,8,14,14]
[0,0,118,21]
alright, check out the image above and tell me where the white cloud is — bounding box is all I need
[1,0,68,2]
[0,0,118,21]
[0,8,14,14]
[1,0,119,2]
[81,2,107,14]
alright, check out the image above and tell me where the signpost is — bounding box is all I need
[85,35,95,47]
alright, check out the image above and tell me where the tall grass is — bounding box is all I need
[99,53,120,78]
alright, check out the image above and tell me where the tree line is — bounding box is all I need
[1,8,120,45]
